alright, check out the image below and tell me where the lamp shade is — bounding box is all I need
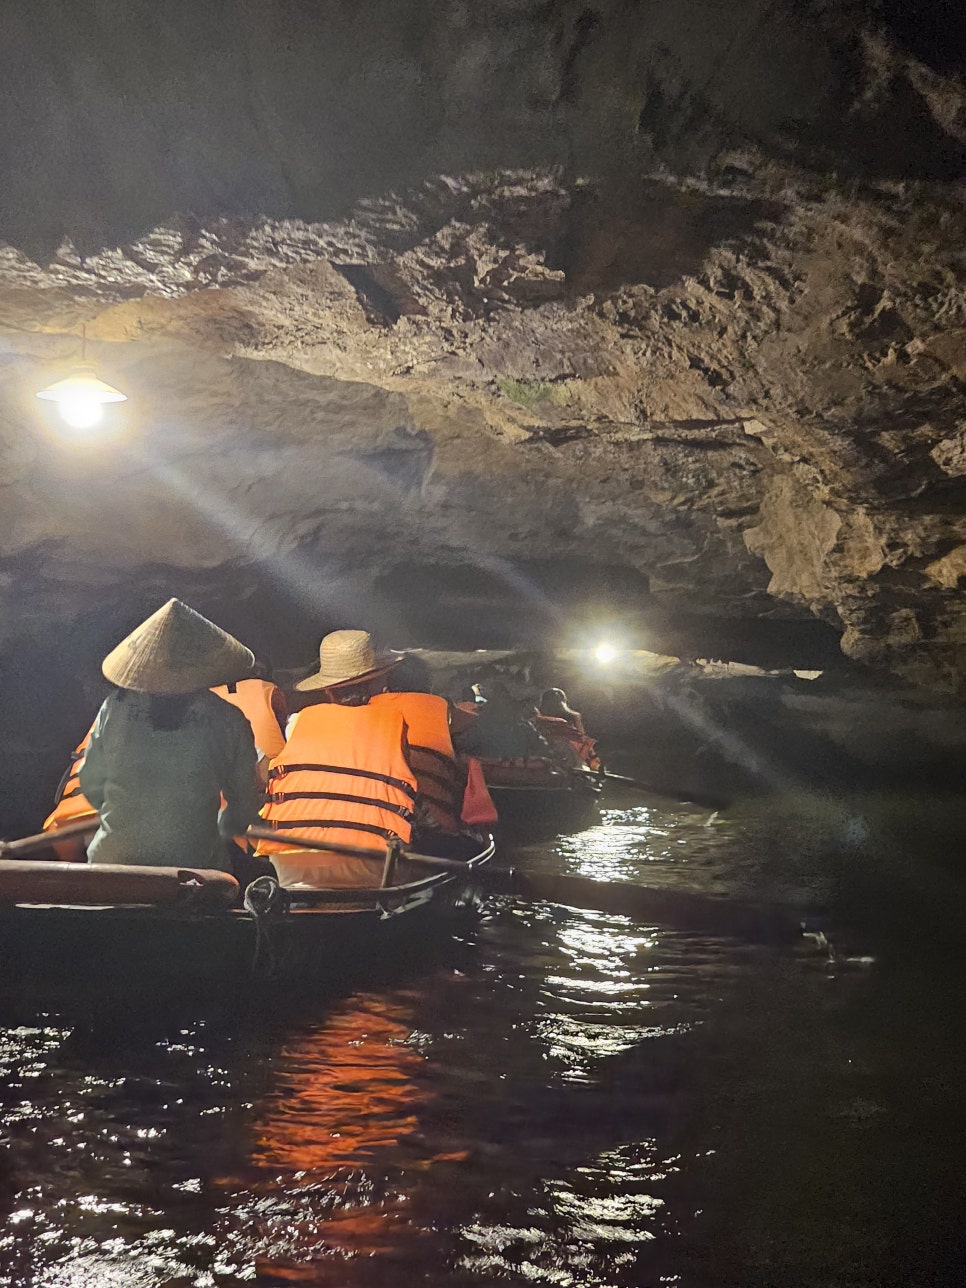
[36,364,127,404]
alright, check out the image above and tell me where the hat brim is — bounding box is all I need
[103,646,255,695]
[294,654,401,693]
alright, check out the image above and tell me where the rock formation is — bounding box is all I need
[1,1,965,827]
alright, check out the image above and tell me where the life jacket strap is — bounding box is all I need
[267,789,414,823]
[412,765,459,793]
[263,818,403,841]
[268,762,417,802]
[411,743,459,771]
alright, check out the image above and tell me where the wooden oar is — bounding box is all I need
[248,825,805,942]
[1,822,802,941]
[245,824,388,862]
[0,818,99,858]
[584,770,729,812]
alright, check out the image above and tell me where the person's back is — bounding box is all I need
[473,686,547,760]
[81,690,258,870]
[370,690,466,834]
[257,701,416,887]
[77,598,260,871]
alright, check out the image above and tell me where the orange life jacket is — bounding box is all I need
[210,678,286,760]
[370,692,466,834]
[461,757,500,827]
[534,714,601,771]
[42,726,98,860]
[256,703,417,856]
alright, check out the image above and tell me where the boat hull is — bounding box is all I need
[0,842,494,996]
[481,760,602,834]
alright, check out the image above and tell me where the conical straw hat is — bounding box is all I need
[102,599,255,695]
[296,629,401,692]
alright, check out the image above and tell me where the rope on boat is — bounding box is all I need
[243,875,289,979]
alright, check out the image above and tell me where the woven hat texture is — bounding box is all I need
[296,629,400,692]
[102,598,254,695]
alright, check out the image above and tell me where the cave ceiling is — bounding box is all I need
[1,0,966,688]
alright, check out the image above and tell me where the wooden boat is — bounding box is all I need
[0,833,495,994]
[479,756,603,830]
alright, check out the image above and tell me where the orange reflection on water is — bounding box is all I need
[253,992,431,1174]
[248,990,462,1276]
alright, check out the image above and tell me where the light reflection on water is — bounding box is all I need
[0,795,962,1285]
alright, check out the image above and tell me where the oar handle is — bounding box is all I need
[245,824,386,862]
[244,824,470,872]
[0,817,99,857]
[0,819,468,874]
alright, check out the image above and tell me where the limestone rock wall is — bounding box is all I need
[0,0,965,720]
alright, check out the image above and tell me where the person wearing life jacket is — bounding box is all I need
[78,599,261,870]
[256,630,417,888]
[211,661,287,773]
[42,724,98,861]
[382,660,497,835]
[465,681,548,760]
[536,687,602,772]
[42,662,287,861]
[372,663,468,837]
[455,683,486,715]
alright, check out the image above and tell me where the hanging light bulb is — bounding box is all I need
[36,365,126,427]
[35,325,127,429]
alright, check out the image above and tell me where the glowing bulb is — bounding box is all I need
[58,396,104,429]
[594,642,617,665]
[36,363,127,432]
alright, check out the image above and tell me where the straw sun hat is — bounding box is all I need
[296,629,401,692]
[102,599,255,695]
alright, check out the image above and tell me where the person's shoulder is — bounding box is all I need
[94,690,135,729]
[199,690,250,732]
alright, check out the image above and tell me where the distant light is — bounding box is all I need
[37,364,127,429]
[594,642,617,665]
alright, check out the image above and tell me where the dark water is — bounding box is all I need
[1,786,965,1286]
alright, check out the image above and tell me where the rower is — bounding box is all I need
[43,660,287,857]
[78,599,262,870]
[536,687,601,771]
[465,681,548,760]
[256,630,418,888]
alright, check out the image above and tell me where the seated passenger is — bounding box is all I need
[211,659,287,780]
[538,688,587,737]
[79,599,261,869]
[44,660,288,858]
[256,630,417,887]
[373,660,468,838]
[455,683,486,713]
[42,724,98,860]
[467,683,548,760]
[536,687,601,771]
